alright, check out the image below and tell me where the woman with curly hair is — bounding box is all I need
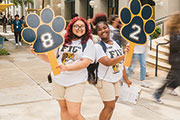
[92,13,132,120]
[153,11,180,103]
[31,17,95,120]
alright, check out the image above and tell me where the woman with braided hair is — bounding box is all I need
[92,13,132,120]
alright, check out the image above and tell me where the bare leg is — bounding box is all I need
[66,100,85,120]
[107,96,119,120]
[58,100,71,120]
[99,99,116,120]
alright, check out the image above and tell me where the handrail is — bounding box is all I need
[155,16,169,23]
[155,41,170,76]
[156,16,169,36]
[149,16,169,51]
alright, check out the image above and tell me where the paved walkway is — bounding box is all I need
[0,25,180,120]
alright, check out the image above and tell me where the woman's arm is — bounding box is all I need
[38,54,49,63]
[122,66,132,87]
[21,23,24,29]
[98,55,125,66]
[97,44,129,66]
[30,46,49,63]
[56,58,92,72]
[11,24,14,32]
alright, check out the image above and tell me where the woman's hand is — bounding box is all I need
[125,79,132,87]
[30,46,49,62]
[56,64,69,72]
[124,44,130,54]
[30,46,36,54]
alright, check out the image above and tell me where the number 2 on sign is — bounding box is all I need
[41,33,54,48]
[129,24,141,41]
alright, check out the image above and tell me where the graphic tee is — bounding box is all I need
[52,39,95,87]
[95,40,124,83]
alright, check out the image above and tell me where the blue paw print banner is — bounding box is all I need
[119,0,156,66]
[22,7,66,75]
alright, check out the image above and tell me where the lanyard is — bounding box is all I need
[16,20,19,25]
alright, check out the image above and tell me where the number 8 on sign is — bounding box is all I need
[22,7,66,75]
[41,33,54,48]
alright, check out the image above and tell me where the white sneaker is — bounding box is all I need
[170,90,178,96]
[140,81,149,88]
[19,42,22,46]
[16,43,18,46]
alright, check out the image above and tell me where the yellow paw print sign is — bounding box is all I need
[22,7,66,75]
[119,0,156,66]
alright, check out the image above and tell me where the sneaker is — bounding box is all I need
[16,43,18,46]
[170,90,178,96]
[19,42,22,46]
[153,92,163,104]
[140,81,149,88]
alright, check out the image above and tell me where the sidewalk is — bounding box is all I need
[0,26,180,120]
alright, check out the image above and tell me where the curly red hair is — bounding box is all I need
[64,17,92,45]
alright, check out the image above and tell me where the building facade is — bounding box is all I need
[4,0,179,21]
[2,0,36,18]
[58,0,180,21]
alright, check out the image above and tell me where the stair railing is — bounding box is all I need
[155,41,169,76]
[150,16,169,51]
[153,16,170,76]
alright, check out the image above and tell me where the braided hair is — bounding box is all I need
[92,13,108,29]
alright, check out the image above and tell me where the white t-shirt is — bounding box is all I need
[95,40,124,83]
[52,39,95,87]
[133,44,147,54]
[134,35,150,54]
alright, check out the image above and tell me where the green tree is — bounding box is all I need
[10,0,34,16]
[24,0,33,9]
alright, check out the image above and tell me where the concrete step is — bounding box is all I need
[146,57,171,71]
[164,35,169,41]
[154,38,169,49]
[147,36,170,71]
[148,50,169,64]
[148,42,169,56]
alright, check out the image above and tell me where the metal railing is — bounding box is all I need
[154,16,170,76]
[155,41,169,76]
[149,16,169,51]
[155,16,169,36]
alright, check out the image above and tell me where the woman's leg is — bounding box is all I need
[155,67,175,98]
[14,32,18,44]
[107,96,119,120]
[100,100,116,120]
[58,100,71,120]
[107,81,121,120]
[64,82,86,120]
[97,80,119,120]
[66,101,85,120]
[18,31,22,42]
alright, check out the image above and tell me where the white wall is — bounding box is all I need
[51,0,61,15]
[94,0,108,15]
[155,0,180,20]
